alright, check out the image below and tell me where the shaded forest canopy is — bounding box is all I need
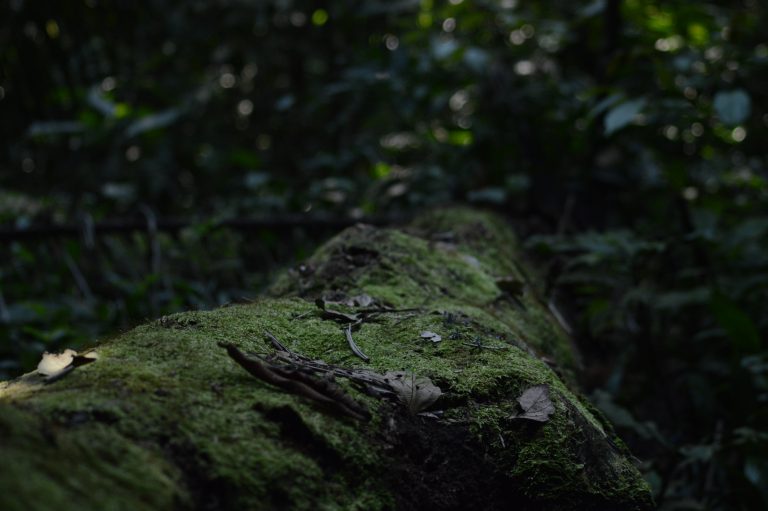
[0,1,767,510]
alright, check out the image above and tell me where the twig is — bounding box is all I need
[703,420,723,505]
[358,306,421,314]
[265,330,291,353]
[62,249,94,302]
[219,342,370,420]
[392,313,419,325]
[548,298,572,336]
[345,324,370,362]
[462,340,508,350]
[256,331,394,397]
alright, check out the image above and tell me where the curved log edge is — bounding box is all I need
[0,208,653,510]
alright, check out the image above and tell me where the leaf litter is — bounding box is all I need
[220,331,443,419]
[510,384,555,423]
[383,371,442,415]
[420,331,442,343]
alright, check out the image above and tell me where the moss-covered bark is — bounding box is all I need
[0,208,653,510]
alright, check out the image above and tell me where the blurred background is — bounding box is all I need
[1,0,767,508]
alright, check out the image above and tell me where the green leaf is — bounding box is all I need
[371,162,392,179]
[579,0,606,19]
[604,98,646,135]
[745,457,768,504]
[709,292,761,354]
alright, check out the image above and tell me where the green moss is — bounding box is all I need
[0,208,651,510]
[1,299,393,510]
[0,403,184,511]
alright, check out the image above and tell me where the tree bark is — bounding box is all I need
[0,208,653,510]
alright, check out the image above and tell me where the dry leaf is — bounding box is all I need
[37,349,98,383]
[346,294,375,307]
[384,371,442,414]
[512,384,555,423]
[37,349,78,376]
[420,331,442,343]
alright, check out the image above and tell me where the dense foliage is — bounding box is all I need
[1,0,766,509]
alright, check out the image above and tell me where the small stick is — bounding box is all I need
[218,342,369,420]
[462,341,508,350]
[345,324,370,362]
[265,330,290,352]
[264,331,313,364]
[392,313,419,326]
[358,306,421,314]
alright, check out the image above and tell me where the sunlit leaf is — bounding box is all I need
[36,349,77,376]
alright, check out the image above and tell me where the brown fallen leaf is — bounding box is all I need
[384,371,442,415]
[37,349,98,383]
[511,384,555,423]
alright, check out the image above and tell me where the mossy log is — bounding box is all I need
[0,208,653,510]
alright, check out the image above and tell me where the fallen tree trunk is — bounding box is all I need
[0,208,653,510]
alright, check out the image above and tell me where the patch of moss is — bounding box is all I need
[1,299,395,510]
[0,403,184,511]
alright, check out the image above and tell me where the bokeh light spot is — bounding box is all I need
[731,126,746,142]
[125,146,141,162]
[312,9,328,26]
[237,99,254,116]
[45,20,60,39]
[219,73,236,89]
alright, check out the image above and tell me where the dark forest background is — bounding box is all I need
[1,1,767,509]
